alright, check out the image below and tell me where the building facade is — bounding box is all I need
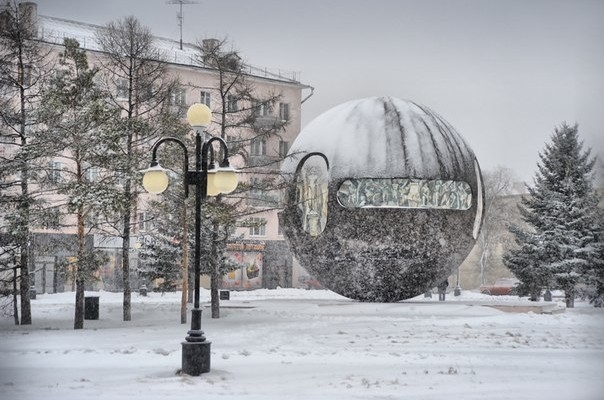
[1,2,315,294]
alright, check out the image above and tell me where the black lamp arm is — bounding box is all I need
[201,137,231,169]
[149,137,190,197]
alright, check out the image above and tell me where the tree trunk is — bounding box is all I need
[529,287,540,302]
[187,268,194,303]
[122,204,132,321]
[121,179,132,321]
[211,266,220,319]
[479,245,488,286]
[74,207,86,329]
[18,239,31,325]
[13,267,19,325]
[565,286,575,308]
[210,222,221,319]
[74,277,85,329]
[18,152,32,325]
[17,67,32,325]
[121,109,136,321]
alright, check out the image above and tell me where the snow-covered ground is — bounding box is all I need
[1,289,603,400]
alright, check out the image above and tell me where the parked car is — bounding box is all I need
[479,278,519,295]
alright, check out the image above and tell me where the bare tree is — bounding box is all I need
[477,166,517,285]
[190,38,291,318]
[0,1,53,325]
[95,16,180,321]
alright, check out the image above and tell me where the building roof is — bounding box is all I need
[37,15,302,85]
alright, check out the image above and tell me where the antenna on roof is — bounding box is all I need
[166,0,199,50]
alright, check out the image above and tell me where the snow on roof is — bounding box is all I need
[37,15,301,84]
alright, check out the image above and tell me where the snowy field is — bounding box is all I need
[1,288,603,400]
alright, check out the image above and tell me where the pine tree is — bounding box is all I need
[138,233,182,292]
[138,185,185,293]
[503,227,553,300]
[589,238,604,306]
[582,206,604,306]
[504,123,602,306]
[38,38,118,329]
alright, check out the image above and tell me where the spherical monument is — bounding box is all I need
[280,97,484,302]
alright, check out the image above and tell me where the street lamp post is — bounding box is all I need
[142,103,237,376]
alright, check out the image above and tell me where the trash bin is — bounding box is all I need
[220,290,230,300]
[84,296,99,320]
[139,284,148,297]
[29,286,37,300]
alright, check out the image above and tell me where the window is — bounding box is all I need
[279,140,289,158]
[170,87,186,107]
[279,103,290,121]
[251,137,267,156]
[86,166,99,182]
[249,217,266,237]
[48,161,63,183]
[226,95,238,112]
[226,134,238,153]
[116,78,128,100]
[138,212,150,232]
[250,177,262,198]
[116,78,128,99]
[200,91,211,107]
[253,100,271,117]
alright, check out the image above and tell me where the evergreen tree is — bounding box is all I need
[38,38,118,329]
[138,233,181,292]
[504,123,602,307]
[590,239,604,306]
[582,208,604,306]
[503,227,553,301]
[138,184,185,293]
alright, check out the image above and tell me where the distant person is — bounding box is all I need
[438,279,449,301]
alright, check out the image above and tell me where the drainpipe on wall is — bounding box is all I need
[301,85,315,104]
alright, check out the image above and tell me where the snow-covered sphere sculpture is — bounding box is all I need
[280,97,484,302]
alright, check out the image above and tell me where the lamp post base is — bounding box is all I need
[182,340,211,375]
[182,307,211,375]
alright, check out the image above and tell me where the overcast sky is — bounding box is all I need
[32,0,604,183]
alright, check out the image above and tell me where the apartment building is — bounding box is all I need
[1,2,314,294]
